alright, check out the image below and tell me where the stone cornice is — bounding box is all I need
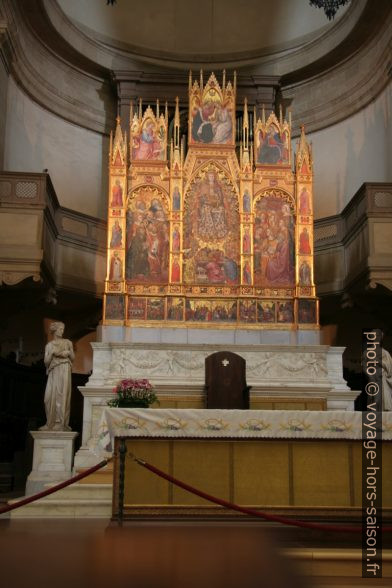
[2,0,116,134]
[282,11,392,134]
[0,172,106,290]
[314,183,392,296]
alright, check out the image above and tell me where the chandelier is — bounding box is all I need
[309,0,350,20]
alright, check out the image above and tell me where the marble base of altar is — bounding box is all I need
[97,325,321,346]
[26,430,78,495]
[73,341,358,470]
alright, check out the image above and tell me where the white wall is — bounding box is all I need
[309,83,392,219]
[3,80,109,219]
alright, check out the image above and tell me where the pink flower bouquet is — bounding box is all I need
[107,378,157,408]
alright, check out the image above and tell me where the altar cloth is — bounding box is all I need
[97,408,392,451]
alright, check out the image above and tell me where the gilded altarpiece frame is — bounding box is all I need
[103,73,318,330]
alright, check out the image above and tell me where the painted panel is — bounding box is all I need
[254,195,295,287]
[126,187,169,284]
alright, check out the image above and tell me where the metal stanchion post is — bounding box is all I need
[118,438,127,526]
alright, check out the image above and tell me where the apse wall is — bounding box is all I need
[309,82,392,219]
[3,79,109,219]
[2,78,391,220]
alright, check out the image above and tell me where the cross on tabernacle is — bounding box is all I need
[222,358,230,367]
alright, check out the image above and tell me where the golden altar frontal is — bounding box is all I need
[98,409,392,519]
[103,72,318,330]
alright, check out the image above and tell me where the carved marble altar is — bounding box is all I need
[74,340,357,468]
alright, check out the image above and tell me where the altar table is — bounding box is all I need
[97,409,392,519]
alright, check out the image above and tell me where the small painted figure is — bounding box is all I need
[109,251,122,281]
[277,301,294,323]
[299,228,311,254]
[243,228,251,254]
[110,220,122,248]
[299,187,311,215]
[171,258,181,282]
[243,189,251,213]
[257,128,289,165]
[243,260,252,285]
[172,187,181,211]
[127,227,149,278]
[111,179,123,207]
[133,121,162,160]
[298,300,317,323]
[299,260,312,286]
[172,226,180,252]
[105,295,124,320]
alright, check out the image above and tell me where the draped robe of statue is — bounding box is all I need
[382,348,392,411]
[42,338,74,430]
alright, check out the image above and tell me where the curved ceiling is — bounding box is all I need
[57,0,350,60]
[3,0,390,136]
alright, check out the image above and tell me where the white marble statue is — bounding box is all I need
[382,348,392,411]
[40,321,75,431]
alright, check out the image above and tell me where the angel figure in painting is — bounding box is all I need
[40,322,74,431]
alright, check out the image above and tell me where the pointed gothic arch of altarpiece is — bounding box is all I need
[103,72,318,331]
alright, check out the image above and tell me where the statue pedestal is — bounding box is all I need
[25,431,78,495]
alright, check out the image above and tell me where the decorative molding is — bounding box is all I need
[0,171,106,293]
[0,270,40,285]
[314,182,392,296]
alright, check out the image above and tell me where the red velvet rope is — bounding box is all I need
[134,455,392,534]
[0,458,112,515]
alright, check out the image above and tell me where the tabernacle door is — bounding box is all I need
[205,351,249,409]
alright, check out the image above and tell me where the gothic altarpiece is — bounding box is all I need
[103,72,318,330]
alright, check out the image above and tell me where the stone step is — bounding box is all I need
[43,483,112,500]
[77,464,113,485]
[9,498,112,518]
[8,482,113,518]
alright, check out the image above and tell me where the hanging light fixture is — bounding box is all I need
[106,0,116,5]
[309,0,350,20]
